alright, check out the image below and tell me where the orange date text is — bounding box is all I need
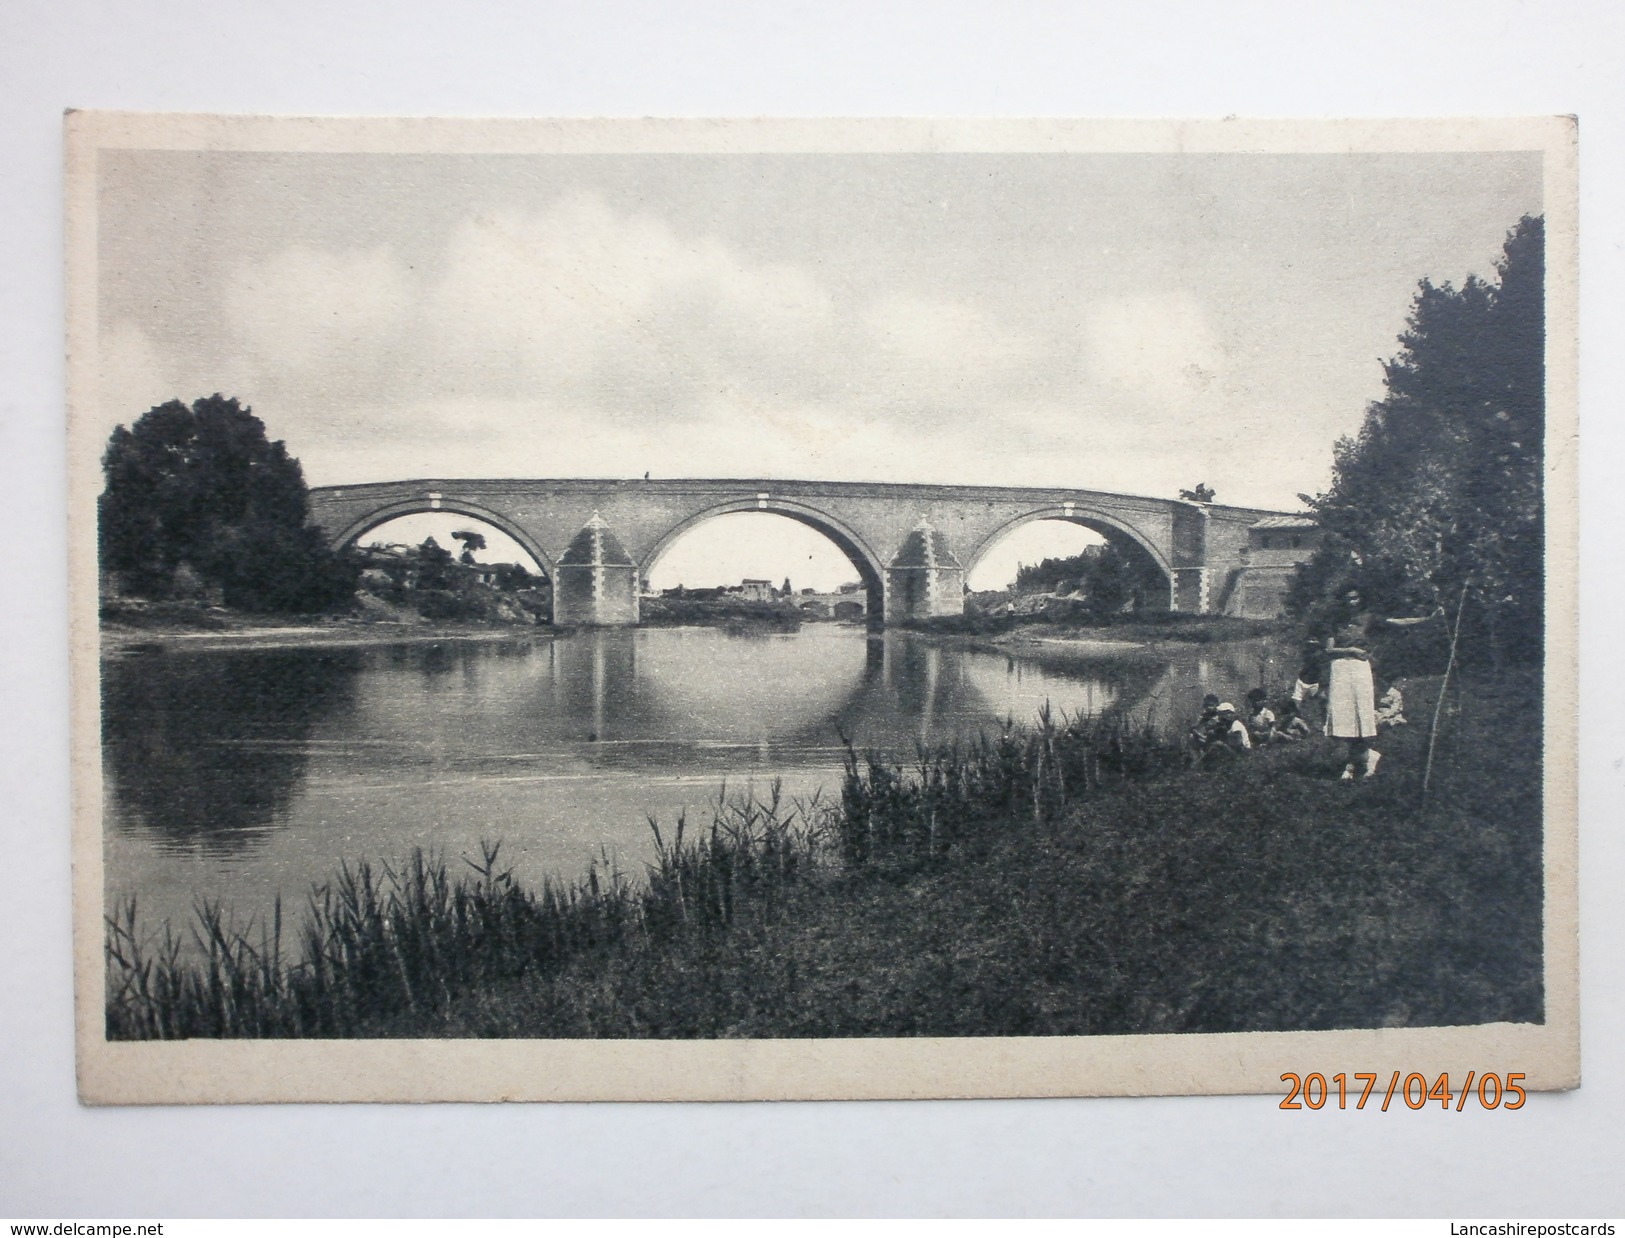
[1279,1071,1527,1110]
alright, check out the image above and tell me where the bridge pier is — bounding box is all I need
[884,520,965,622]
[1172,567,1208,614]
[554,513,639,626]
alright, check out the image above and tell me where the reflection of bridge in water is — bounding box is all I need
[103,629,1287,857]
[337,630,1283,773]
[308,477,1304,625]
[536,629,1180,770]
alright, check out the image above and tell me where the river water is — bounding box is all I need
[103,625,1280,935]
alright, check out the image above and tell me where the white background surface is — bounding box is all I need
[3,0,1622,1218]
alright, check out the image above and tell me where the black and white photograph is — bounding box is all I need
[67,114,1577,1104]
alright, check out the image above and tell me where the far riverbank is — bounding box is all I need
[98,600,562,656]
[99,600,1293,662]
[899,612,1296,665]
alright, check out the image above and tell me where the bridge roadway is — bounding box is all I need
[305,477,1296,625]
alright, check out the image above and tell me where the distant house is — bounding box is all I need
[1217,516,1322,619]
[1247,516,1321,559]
[662,579,861,613]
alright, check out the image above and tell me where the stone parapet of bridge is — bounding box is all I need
[306,477,1307,626]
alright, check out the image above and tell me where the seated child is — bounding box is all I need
[1187,693,1221,766]
[1376,683,1407,729]
[1211,702,1253,759]
[1244,687,1278,745]
[1275,697,1314,740]
[1291,663,1321,703]
[1290,661,1325,730]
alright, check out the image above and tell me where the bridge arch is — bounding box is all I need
[641,497,888,615]
[331,498,557,580]
[966,505,1174,608]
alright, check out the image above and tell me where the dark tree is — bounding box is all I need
[1014,551,1084,596]
[99,394,358,613]
[413,536,456,591]
[1295,216,1544,665]
[491,561,534,591]
[1013,541,1160,612]
[451,529,488,564]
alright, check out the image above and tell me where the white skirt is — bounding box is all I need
[1325,656,1377,738]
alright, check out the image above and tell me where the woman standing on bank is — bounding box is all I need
[1323,586,1442,780]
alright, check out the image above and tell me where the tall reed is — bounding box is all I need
[106,710,1184,1039]
[106,784,824,1039]
[834,707,1179,866]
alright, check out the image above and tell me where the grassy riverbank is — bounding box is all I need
[105,668,1542,1039]
[99,598,561,654]
[899,610,1286,647]
[638,596,808,631]
[99,595,820,651]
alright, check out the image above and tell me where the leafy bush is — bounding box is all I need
[99,395,357,613]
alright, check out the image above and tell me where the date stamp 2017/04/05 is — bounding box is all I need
[1281,1072,1528,1111]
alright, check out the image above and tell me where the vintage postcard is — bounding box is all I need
[68,114,1579,1104]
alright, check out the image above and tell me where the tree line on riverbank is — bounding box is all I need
[953,214,1546,667]
[98,393,553,627]
[1291,216,1545,669]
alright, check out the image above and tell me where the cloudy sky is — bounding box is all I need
[95,146,1540,585]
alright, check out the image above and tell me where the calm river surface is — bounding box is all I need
[103,625,1279,934]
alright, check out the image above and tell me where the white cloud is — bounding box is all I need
[108,200,1275,509]
[1082,292,1226,411]
[224,245,413,375]
[861,293,1037,374]
[140,195,1085,486]
[426,194,836,405]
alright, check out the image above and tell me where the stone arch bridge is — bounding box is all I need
[306,478,1304,625]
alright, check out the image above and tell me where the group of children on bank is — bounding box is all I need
[1186,672,1406,773]
[1187,584,1443,781]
